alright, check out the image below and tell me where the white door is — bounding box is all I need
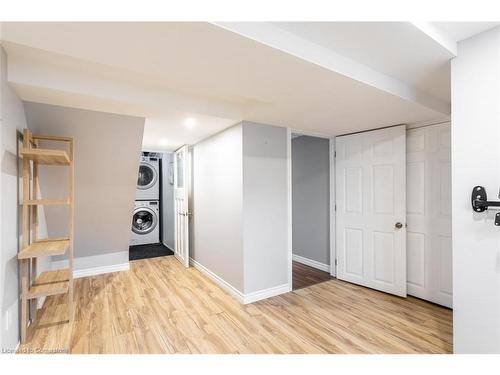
[336,125,407,297]
[174,145,190,267]
[407,123,452,308]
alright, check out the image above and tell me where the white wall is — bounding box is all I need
[23,102,145,274]
[451,26,500,353]
[161,152,175,249]
[242,122,288,295]
[192,123,244,292]
[291,135,330,266]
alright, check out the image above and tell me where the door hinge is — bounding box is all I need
[335,259,337,266]
[334,151,336,158]
[334,204,337,211]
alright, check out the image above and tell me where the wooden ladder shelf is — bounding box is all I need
[18,129,74,343]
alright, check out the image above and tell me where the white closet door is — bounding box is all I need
[336,125,407,297]
[174,145,191,268]
[407,123,452,308]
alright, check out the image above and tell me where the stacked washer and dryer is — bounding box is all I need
[130,154,161,246]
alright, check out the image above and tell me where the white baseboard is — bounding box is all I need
[73,262,129,278]
[292,254,330,272]
[52,251,130,279]
[243,283,291,304]
[189,257,244,303]
[189,257,290,304]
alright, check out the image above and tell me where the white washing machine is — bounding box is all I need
[136,155,159,200]
[130,200,160,245]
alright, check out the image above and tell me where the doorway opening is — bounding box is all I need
[129,145,191,267]
[290,132,334,290]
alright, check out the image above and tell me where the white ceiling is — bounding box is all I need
[1,22,490,149]
[270,22,453,102]
[142,113,237,152]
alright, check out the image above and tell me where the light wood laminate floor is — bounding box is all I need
[18,256,453,354]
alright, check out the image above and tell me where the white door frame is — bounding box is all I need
[286,128,336,291]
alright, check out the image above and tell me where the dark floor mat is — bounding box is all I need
[129,243,174,261]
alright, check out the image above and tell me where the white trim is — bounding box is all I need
[292,254,331,273]
[329,137,336,277]
[52,260,129,279]
[289,128,331,139]
[51,250,130,279]
[243,283,291,304]
[286,127,293,292]
[189,257,244,303]
[73,263,129,279]
[190,258,290,304]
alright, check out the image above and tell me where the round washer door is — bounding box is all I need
[137,163,157,190]
[132,207,158,235]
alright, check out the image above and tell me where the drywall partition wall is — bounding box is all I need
[242,122,288,296]
[192,121,289,302]
[161,152,175,250]
[291,135,330,268]
[451,27,500,353]
[191,123,244,293]
[23,102,145,275]
[0,46,49,350]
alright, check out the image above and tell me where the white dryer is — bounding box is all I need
[130,200,160,245]
[136,155,159,200]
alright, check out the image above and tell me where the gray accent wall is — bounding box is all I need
[292,135,330,265]
[192,123,244,292]
[23,102,145,268]
[242,122,288,294]
[0,46,50,350]
[0,45,27,350]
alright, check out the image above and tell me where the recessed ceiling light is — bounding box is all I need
[159,138,169,146]
[185,117,196,129]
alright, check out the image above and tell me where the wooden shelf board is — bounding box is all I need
[21,148,70,166]
[26,269,70,299]
[18,238,69,259]
[32,134,73,142]
[26,199,70,206]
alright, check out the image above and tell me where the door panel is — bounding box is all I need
[336,125,407,297]
[373,231,395,284]
[174,145,190,268]
[407,232,425,287]
[345,228,364,278]
[406,123,452,308]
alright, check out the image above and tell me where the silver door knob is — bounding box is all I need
[395,222,403,229]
